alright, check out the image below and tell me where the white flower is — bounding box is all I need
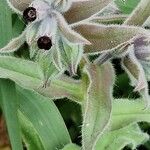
[2,0,112,81]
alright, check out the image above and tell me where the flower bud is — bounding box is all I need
[133,36,150,81]
[134,36,150,62]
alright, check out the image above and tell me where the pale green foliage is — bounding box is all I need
[112,99,150,130]
[96,123,149,150]
[82,63,115,150]
[0,80,23,150]
[61,143,80,150]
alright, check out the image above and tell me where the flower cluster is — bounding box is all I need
[1,0,150,106]
[2,0,92,83]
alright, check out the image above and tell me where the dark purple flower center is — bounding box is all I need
[37,36,52,50]
[23,7,37,23]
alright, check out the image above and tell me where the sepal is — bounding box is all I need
[58,36,83,75]
[35,50,64,85]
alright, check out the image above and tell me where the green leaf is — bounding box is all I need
[62,143,80,150]
[17,86,71,150]
[0,56,83,103]
[124,0,150,26]
[82,62,115,150]
[95,123,149,150]
[0,1,12,48]
[114,0,140,14]
[111,99,150,130]
[18,111,45,150]
[0,79,23,150]
[12,14,25,37]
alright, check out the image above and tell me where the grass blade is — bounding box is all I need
[0,1,12,48]
[0,79,23,150]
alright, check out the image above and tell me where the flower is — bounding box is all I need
[2,0,150,87]
[1,0,112,80]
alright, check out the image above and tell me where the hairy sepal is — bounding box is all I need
[58,36,83,75]
[122,46,149,107]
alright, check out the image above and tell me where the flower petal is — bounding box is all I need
[64,0,112,23]
[7,0,32,14]
[72,23,149,54]
[36,16,57,40]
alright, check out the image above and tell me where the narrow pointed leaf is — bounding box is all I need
[0,80,23,150]
[111,99,150,130]
[73,23,149,54]
[95,123,149,150]
[0,56,83,102]
[0,31,26,53]
[90,14,127,25]
[114,0,140,14]
[19,112,45,150]
[64,0,112,23]
[0,0,12,48]
[53,11,90,45]
[82,62,115,150]
[17,87,71,150]
[124,0,150,26]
